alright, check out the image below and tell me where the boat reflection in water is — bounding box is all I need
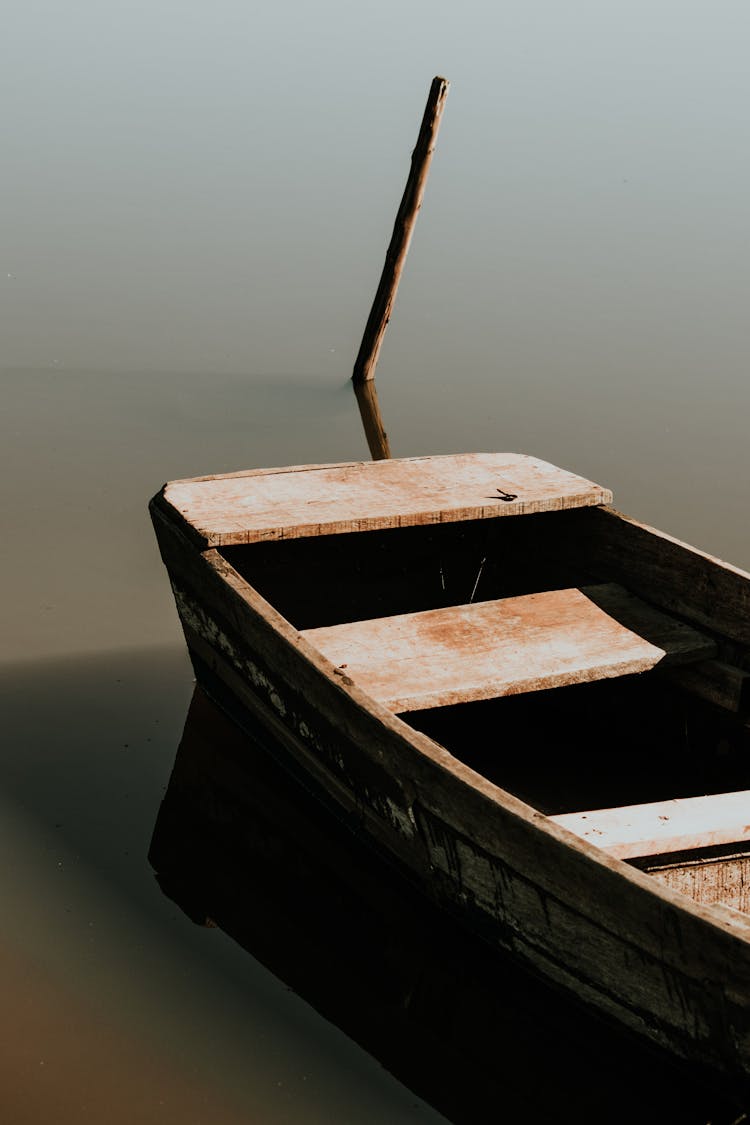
[149,687,747,1125]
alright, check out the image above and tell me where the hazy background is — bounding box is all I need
[3,1,750,1121]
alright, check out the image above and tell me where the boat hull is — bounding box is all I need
[150,500,750,1096]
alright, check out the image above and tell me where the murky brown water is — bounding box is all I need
[4,3,750,1121]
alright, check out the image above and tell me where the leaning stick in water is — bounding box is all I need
[354,377,392,460]
[351,76,450,389]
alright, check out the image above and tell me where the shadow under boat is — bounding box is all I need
[148,685,748,1125]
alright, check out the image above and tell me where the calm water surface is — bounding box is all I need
[4,2,750,1121]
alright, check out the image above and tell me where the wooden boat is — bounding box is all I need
[149,449,750,1097]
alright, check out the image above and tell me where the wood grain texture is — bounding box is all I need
[301,583,716,712]
[643,853,750,912]
[552,790,750,859]
[161,452,613,548]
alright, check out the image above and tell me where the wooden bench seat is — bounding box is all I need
[162,452,613,547]
[301,583,716,713]
[551,790,750,859]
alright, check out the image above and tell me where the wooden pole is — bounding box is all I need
[351,76,450,388]
[354,378,392,460]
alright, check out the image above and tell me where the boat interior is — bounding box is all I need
[221,506,750,912]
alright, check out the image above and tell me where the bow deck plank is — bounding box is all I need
[161,452,613,547]
[302,583,716,713]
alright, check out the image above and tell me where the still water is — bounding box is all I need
[4,2,750,1121]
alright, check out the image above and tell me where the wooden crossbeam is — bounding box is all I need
[551,790,750,859]
[301,583,716,713]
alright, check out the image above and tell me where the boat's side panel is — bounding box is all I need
[151,503,750,1092]
[563,506,750,649]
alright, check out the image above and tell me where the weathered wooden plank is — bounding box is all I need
[552,790,750,859]
[640,851,750,912]
[160,452,613,548]
[300,584,716,713]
